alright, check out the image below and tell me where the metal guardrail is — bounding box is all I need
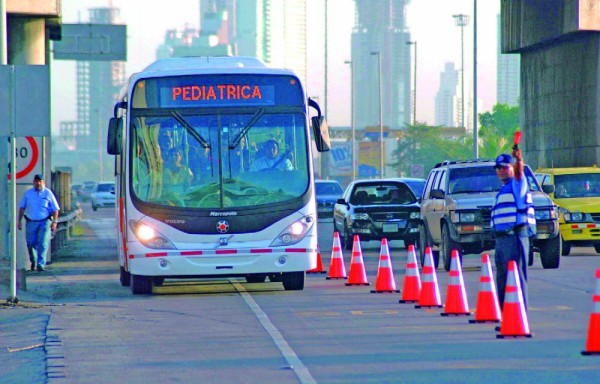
[51,204,83,251]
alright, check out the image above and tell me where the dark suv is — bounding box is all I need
[419,159,560,271]
[333,179,421,250]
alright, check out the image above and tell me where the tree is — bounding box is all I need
[478,103,520,158]
[390,103,520,177]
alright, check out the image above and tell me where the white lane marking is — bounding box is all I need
[230,279,316,384]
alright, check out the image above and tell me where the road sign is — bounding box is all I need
[53,24,127,61]
[7,137,42,184]
[410,164,424,178]
[0,65,50,137]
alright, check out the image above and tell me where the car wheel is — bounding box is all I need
[343,222,353,251]
[92,204,98,211]
[593,243,600,254]
[418,223,440,269]
[539,235,561,269]
[441,223,459,272]
[562,237,571,256]
[528,246,535,267]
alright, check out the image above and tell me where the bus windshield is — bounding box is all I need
[130,110,309,209]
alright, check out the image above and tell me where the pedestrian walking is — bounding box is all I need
[17,174,60,272]
[491,138,536,311]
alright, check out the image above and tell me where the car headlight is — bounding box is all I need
[129,220,176,249]
[410,211,420,219]
[350,212,370,221]
[450,211,475,223]
[270,215,315,247]
[535,208,558,220]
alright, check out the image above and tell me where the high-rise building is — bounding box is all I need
[435,62,458,127]
[157,0,307,82]
[351,0,412,131]
[497,14,520,106]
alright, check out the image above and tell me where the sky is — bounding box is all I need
[52,0,502,132]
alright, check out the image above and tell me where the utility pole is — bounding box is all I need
[371,51,383,179]
[344,60,356,180]
[453,14,469,129]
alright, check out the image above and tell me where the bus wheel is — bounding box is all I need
[282,271,304,290]
[131,274,153,294]
[119,266,131,287]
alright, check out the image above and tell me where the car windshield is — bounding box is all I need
[554,173,600,198]
[316,182,343,195]
[97,184,114,192]
[350,182,416,205]
[448,165,540,194]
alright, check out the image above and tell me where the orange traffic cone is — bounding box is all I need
[415,246,442,308]
[370,238,400,293]
[497,260,532,338]
[582,269,600,355]
[346,235,370,286]
[307,244,326,274]
[441,249,471,316]
[399,244,421,303]
[469,254,501,324]
[326,232,347,280]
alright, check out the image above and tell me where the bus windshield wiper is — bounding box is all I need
[229,108,264,149]
[170,111,211,149]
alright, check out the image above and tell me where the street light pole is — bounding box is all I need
[344,60,356,180]
[473,0,478,159]
[453,14,469,129]
[371,51,383,179]
[406,41,417,127]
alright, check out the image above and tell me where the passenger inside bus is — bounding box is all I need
[162,148,194,193]
[250,139,293,171]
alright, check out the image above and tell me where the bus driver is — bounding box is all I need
[250,139,293,171]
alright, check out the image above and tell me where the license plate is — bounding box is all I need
[382,223,398,233]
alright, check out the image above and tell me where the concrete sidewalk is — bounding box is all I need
[0,218,117,382]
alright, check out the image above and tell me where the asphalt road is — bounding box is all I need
[2,204,599,383]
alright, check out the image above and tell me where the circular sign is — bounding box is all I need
[7,137,39,180]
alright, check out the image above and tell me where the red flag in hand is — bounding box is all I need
[514,130,522,146]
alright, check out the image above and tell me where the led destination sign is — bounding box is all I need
[171,84,270,104]
[132,75,304,109]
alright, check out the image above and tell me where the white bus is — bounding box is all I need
[107,57,330,294]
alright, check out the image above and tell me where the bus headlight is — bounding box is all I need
[270,215,315,247]
[129,220,176,249]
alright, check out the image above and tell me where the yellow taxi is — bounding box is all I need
[536,167,600,255]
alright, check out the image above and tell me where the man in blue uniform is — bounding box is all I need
[17,174,60,272]
[491,147,536,311]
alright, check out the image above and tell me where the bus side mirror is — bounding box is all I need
[308,97,330,152]
[107,117,123,155]
[312,115,331,152]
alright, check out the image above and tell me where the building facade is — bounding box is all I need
[351,0,412,132]
[435,62,458,127]
[496,14,520,106]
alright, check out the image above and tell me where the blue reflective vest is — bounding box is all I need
[491,178,536,236]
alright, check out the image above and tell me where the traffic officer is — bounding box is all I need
[491,146,536,312]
